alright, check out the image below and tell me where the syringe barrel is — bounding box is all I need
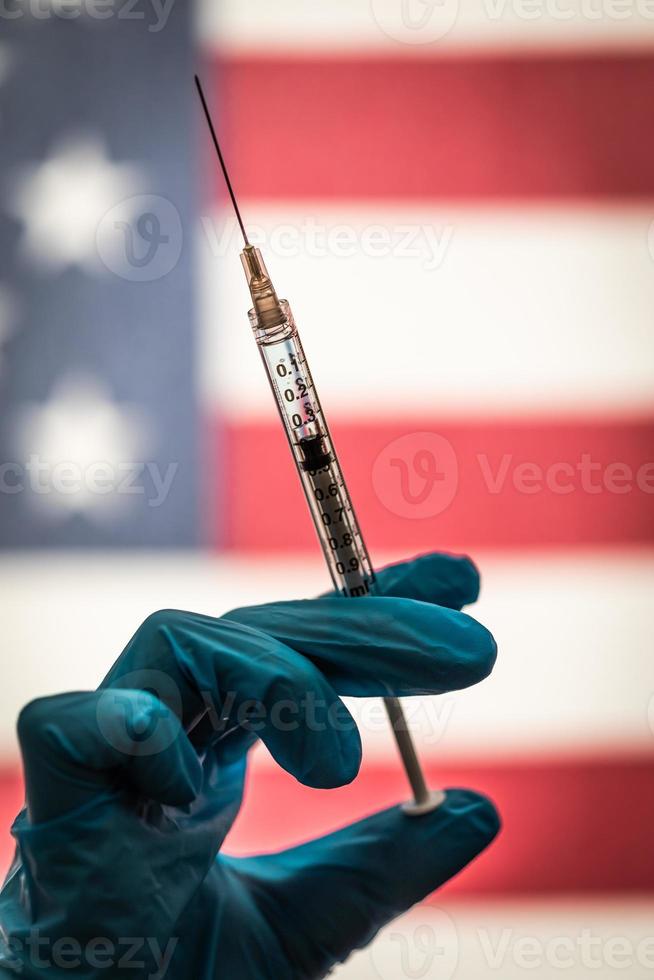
[248,299,375,598]
[247,296,440,812]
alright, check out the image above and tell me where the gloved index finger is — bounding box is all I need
[100,554,480,728]
[322,553,481,610]
[223,594,496,700]
[100,610,362,789]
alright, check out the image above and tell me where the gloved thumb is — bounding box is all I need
[225,789,500,979]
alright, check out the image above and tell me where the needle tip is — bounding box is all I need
[194,73,250,248]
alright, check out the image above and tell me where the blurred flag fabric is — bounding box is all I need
[2,1,654,976]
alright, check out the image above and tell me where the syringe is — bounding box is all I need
[195,75,443,816]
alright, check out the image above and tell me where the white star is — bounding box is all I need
[9,134,145,273]
[14,374,152,521]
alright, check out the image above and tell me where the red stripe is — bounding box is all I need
[4,756,651,895]
[0,770,22,877]
[214,417,654,551]
[229,754,654,896]
[209,55,654,200]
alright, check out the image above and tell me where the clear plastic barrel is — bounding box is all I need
[247,294,439,812]
[248,299,375,598]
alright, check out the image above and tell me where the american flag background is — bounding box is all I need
[1,1,654,976]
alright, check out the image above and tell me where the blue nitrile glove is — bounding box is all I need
[0,553,500,980]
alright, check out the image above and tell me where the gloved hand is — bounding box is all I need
[0,553,500,980]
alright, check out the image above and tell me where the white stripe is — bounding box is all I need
[197,204,654,417]
[333,899,654,979]
[0,551,652,759]
[197,0,654,53]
